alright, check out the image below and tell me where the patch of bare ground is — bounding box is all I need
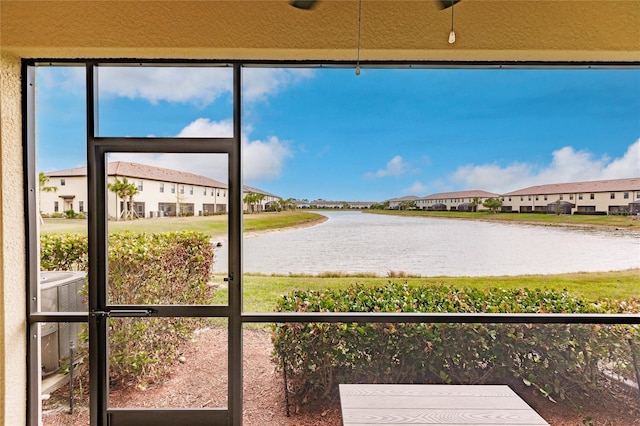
[43,326,640,425]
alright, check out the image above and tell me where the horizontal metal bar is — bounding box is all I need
[25,58,640,69]
[30,312,89,323]
[106,305,230,318]
[31,311,640,325]
[242,312,640,325]
[93,137,234,154]
[107,408,228,426]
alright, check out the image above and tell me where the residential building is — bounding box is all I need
[416,190,500,212]
[387,195,420,209]
[502,178,640,215]
[41,162,280,218]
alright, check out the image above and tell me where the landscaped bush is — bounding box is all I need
[41,231,215,386]
[272,283,639,405]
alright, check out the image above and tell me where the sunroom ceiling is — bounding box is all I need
[1,0,639,62]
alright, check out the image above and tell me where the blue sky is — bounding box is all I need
[37,66,640,201]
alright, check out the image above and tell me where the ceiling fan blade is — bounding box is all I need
[290,0,319,10]
[437,0,462,10]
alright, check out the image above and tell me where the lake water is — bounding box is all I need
[213,210,640,276]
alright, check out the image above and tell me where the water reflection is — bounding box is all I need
[215,211,640,276]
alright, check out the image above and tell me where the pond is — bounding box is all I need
[213,210,640,276]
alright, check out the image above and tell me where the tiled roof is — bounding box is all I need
[420,190,500,200]
[46,161,227,189]
[504,178,640,196]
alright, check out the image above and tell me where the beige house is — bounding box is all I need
[41,162,280,218]
[416,190,500,212]
[502,178,640,214]
[2,1,639,425]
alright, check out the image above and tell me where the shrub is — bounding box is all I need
[40,231,215,385]
[272,283,639,404]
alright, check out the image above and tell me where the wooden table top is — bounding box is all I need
[339,384,549,425]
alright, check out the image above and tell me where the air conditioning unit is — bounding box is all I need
[40,271,87,377]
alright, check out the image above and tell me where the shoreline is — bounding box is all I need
[362,210,640,235]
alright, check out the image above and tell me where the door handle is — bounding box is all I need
[91,309,154,318]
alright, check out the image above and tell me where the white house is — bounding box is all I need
[501,178,640,215]
[41,161,280,218]
[416,190,500,212]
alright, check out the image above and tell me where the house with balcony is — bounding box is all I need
[41,162,279,218]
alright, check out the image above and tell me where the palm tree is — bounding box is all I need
[38,172,57,224]
[39,172,57,194]
[244,192,265,213]
[108,177,139,220]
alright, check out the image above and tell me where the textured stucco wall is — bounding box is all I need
[1,0,639,62]
[0,51,27,426]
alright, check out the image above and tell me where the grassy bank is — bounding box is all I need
[366,209,640,229]
[40,210,325,236]
[211,269,640,312]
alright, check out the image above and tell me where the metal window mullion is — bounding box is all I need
[228,63,243,426]
[23,62,42,426]
[87,62,109,426]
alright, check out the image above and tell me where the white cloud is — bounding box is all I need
[243,68,315,102]
[109,118,293,183]
[94,67,314,106]
[364,155,409,179]
[176,118,234,137]
[449,139,640,193]
[403,181,428,195]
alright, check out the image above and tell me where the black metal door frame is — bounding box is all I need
[86,63,243,426]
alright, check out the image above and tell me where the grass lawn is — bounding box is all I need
[40,210,325,236]
[366,209,640,229]
[211,269,640,312]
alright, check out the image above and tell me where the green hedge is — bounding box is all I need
[272,283,639,404]
[41,231,215,385]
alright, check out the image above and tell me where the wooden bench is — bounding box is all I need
[339,384,549,425]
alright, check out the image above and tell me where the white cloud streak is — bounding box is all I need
[364,155,409,179]
[95,67,314,106]
[449,139,640,193]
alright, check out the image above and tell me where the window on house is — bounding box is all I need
[53,201,59,212]
[171,184,176,194]
[189,186,194,195]
[610,193,615,199]
[544,195,548,201]
[559,195,564,200]
[137,180,143,191]
[60,178,65,186]
[623,192,629,199]
[528,196,531,201]
[578,194,583,200]
[79,201,84,212]
[159,183,164,193]
[569,194,574,200]
[535,196,539,201]
[590,193,595,200]
[180,185,185,194]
